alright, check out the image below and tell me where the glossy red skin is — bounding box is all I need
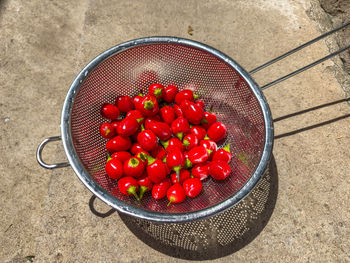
[173,104,183,118]
[99,123,116,139]
[163,137,185,152]
[101,103,120,120]
[111,151,132,164]
[180,100,204,125]
[166,148,185,170]
[132,95,143,109]
[137,174,153,199]
[190,126,207,141]
[191,162,210,180]
[167,183,186,204]
[117,116,139,136]
[144,115,161,129]
[105,158,123,180]
[207,122,227,142]
[115,96,134,112]
[151,144,167,160]
[146,120,172,141]
[123,157,145,178]
[137,174,153,191]
[202,112,217,129]
[118,176,139,196]
[137,129,158,151]
[183,133,199,151]
[126,110,144,124]
[200,139,217,158]
[171,117,190,139]
[147,159,168,184]
[160,106,175,125]
[175,89,195,105]
[136,95,159,116]
[130,142,144,155]
[209,160,231,180]
[152,178,171,199]
[212,149,232,163]
[188,145,209,164]
[183,177,202,198]
[162,85,178,103]
[195,99,205,109]
[106,135,131,153]
[111,121,120,134]
[170,169,190,184]
[148,83,164,99]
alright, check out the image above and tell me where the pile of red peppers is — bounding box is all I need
[100,83,233,205]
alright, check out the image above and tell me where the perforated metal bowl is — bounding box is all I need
[38,37,274,223]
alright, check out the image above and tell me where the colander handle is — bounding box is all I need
[249,21,350,89]
[36,136,70,169]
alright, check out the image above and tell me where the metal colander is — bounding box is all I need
[60,37,273,223]
[37,24,350,223]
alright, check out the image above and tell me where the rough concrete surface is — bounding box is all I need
[1,0,350,262]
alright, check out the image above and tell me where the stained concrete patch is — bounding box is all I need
[1,0,350,262]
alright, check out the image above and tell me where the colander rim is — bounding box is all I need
[61,36,274,223]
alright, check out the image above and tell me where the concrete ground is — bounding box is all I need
[1,0,350,262]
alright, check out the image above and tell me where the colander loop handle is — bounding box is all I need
[249,21,350,89]
[36,136,70,169]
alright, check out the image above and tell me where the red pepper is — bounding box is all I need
[207,122,227,142]
[117,115,140,136]
[160,106,176,125]
[101,103,120,120]
[173,104,183,118]
[190,125,207,141]
[183,133,199,151]
[99,122,116,139]
[201,111,217,129]
[115,95,135,112]
[136,94,159,116]
[170,168,190,184]
[118,176,140,200]
[145,120,172,141]
[137,125,158,151]
[145,155,168,184]
[152,178,172,200]
[166,148,185,181]
[144,115,161,129]
[209,160,231,180]
[105,135,131,153]
[195,99,205,109]
[199,136,217,158]
[191,162,210,180]
[187,145,210,164]
[167,183,186,205]
[171,117,190,140]
[123,157,145,178]
[174,89,198,105]
[161,137,185,152]
[126,110,144,124]
[148,83,164,99]
[132,90,144,108]
[110,151,132,164]
[212,143,232,163]
[180,100,204,125]
[162,85,178,103]
[110,121,120,135]
[130,142,144,155]
[105,158,123,180]
[137,174,153,200]
[183,177,202,198]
